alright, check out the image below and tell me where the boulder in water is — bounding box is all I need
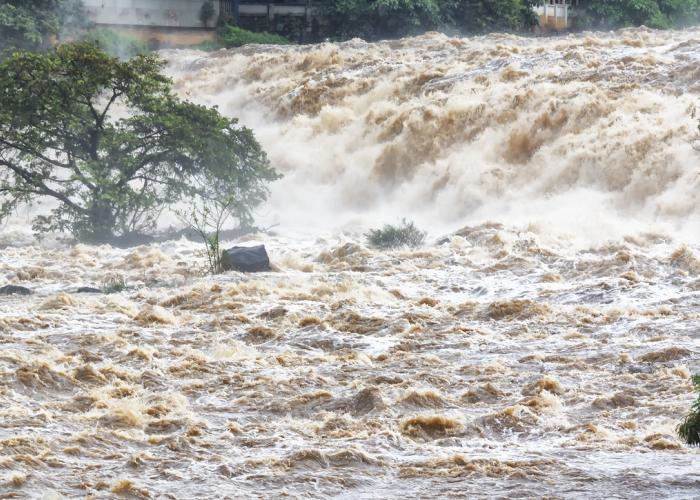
[221,245,270,272]
[109,232,155,248]
[0,285,32,295]
[76,287,102,294]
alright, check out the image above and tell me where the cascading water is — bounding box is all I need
[164,28,700,244]
[0,28,699,498]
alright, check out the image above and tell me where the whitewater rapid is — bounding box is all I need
[164,27,700,245]
[1,28,699,498]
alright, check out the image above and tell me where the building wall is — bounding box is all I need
[83,0,220,29]
[534,3,572,30]
[111,26,217,48]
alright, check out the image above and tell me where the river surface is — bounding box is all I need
[1,28,700,498]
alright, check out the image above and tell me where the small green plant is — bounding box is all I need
[176,197,239,275]
[219,26,290,48]
[365,219,426,249]
[678,375,700,446]
[200,1,216,27]
[102,275,127,294]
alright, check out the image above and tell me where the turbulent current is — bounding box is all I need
[2,28,700,498]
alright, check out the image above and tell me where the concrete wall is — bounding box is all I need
[83,0,220,28]
[534,3,572,30]
[109,26,217,47]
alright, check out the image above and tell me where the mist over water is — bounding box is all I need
[2,29,700,498]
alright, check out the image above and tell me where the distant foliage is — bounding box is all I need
[327,0,442,40]
[200,1,215,27]
[575,0,700,29]
[366,219,427,249]
[81,28,147,59]
[325,0,536,40]
[0,0,87,55]
[219,26,290,47]
[678,375,700,446]
[273,16,307,42]
[443,0,537,33]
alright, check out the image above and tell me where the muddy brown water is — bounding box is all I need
[2,27,700,498]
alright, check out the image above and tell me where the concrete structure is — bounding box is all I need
[535,0,577,31]
[220,0,312,21]
[83,0,318,46]
[83,0,220,47]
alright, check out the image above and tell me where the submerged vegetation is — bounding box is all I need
[677,375,700,446]
[0,42,278,243]
[101,275,127,294]
[366,220,426,249]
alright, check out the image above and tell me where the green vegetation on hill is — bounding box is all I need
[0,0,85,55]
[323,0,700,40]
[324,0,538,40]
[575,0,700,30]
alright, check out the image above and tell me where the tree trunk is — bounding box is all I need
[81,200,117,244]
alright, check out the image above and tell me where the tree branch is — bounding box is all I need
[0,158,85,213]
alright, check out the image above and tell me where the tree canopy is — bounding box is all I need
[575,0,700,30]
[0,0,86,54]
[324,0,537,40]
[0,42,279,243]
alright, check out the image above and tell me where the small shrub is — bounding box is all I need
[219,26,290,48]
[176,197,240,275]
[678,375,700,446]
[365,219,426,249]
[102,275,127,294]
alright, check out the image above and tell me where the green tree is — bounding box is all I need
[575,0,700,29]
[443,0,537,33]
[327,0,442,40]
[0,42,279,243]
[0,0,86,54]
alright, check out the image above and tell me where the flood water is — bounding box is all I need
[1,28,700,498]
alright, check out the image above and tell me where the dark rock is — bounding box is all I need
[326,387,386,416]
[0,285,32,295]
[221,245,270,273]
[257,306,287,320]
[108,232,155,249]
[75,287,102,294]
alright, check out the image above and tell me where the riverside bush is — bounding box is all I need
[220,26,290,47]
[366,219,426,249]
[678,375,700,446]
